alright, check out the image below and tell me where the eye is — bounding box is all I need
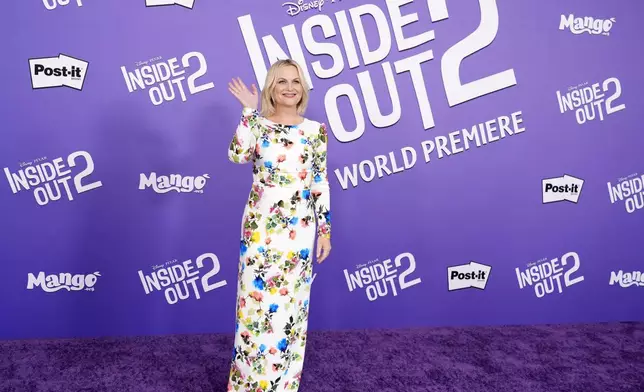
[278,80,286,84]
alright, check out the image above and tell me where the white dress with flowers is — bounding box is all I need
[226,107,331,392]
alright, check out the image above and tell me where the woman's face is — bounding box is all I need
[271,65,303,109]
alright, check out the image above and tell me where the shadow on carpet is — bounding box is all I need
[1,322,643,392]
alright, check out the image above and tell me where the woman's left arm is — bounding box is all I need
[311,123,331,239]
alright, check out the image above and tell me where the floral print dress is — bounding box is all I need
[227,107,331,392]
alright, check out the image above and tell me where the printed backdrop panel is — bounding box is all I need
[0,0,643,340]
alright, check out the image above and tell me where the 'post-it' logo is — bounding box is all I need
[29,54,89,91]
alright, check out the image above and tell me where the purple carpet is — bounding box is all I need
[1,322,642,392]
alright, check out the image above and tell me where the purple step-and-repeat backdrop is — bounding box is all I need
[1,0,643,341]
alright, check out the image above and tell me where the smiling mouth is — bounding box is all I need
[283,93,297,98]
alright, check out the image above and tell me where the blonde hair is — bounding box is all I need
[260,59,310,117]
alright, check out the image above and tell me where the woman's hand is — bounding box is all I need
[316,237,331,264]
[228,77,258,111]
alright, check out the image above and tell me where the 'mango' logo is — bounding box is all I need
[559,14,616,36]
[139,172,210,193]
[27,271,101,292]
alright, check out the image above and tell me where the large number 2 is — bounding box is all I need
[67,151,103,194]
[441,0,517,106]
[394,252,422,290]
[603,77,626,115]
[561,251,584,287]
[181,52,215,95]
[196,253,227,292]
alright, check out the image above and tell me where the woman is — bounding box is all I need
[226,59,332,392]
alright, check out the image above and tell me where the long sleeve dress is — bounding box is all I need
[226,107,331,392]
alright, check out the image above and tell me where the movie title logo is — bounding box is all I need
[138,253,227,305]
[542,174,584,204]
[609,270,644,288]
[516,251,584,298]
[239,0,517,141]
[607,173,643,214]
[120,51,214,106]
[27,271,100,292]
[145,0,194,9]
[4,151,103,206]
[43,0,83,10]
[29,54,88,90]
[556,77,625,125]
[447,261,491,291]
[344,252,422,302]
[559,14,615,36]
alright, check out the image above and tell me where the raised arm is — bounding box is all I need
[228,107,260,164]
[311,123,331,239]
